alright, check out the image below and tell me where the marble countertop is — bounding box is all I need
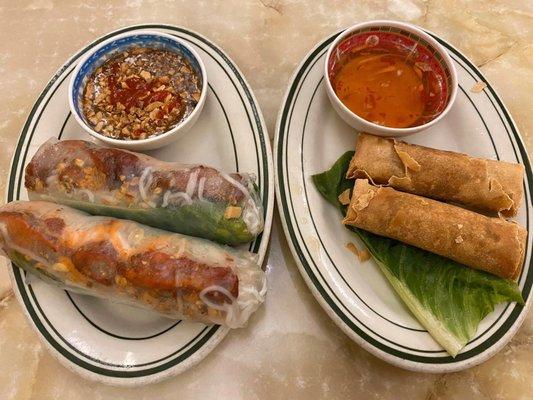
[0,1,532,399]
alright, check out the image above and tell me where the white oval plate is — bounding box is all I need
[275,30,532,372]
[7,24,273,386]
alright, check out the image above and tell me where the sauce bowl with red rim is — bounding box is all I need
[68,30,208,151]
[324,20,458,137]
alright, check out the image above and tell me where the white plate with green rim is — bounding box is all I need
[7,24,273,386]
[274,29,532,372]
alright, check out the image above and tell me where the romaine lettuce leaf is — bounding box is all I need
[312,151,524,356]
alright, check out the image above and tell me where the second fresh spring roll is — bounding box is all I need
[343,179,527,280]
[0,201,266,327]
[347,133,524,216]
[25,139,264,245]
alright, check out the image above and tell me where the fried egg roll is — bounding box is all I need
[0,201,266,327]
[343,179,527,280]
[347,133,524,216]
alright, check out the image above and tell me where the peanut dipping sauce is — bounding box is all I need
[331,48,444,128]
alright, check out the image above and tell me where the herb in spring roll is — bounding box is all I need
[347,133,524,216]
[344,179,527,280]
[24,139,264,245]
[0,201,266,327]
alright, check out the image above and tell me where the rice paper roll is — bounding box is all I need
[0,201,266,327]
[25,139,263,245]
[343,179,527,280]
[347,133,524,217]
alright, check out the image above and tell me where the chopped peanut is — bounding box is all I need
[140,70,152,81]
[81,47,201,141]
[471,81,487,93]
[52,263,69,272]
[224,206,243,219]
[345,242,371,262]
[145,101,164,112]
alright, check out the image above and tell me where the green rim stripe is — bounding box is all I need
[66,292,182,341]
[208,82,239,171]
[24,277,212,370]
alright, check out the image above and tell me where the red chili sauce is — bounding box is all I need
[329,33,449,128]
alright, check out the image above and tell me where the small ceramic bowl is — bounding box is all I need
[324,20,458,137]
[69,30,207,151]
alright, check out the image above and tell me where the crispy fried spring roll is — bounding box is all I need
[347,133,524,216]
[25,139,264,245]
[0,201,266,327]
[343,179,527,280]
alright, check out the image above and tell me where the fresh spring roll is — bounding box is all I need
[25,139,264,245]
[0,201,266,327]
[347,133,525,217]
[343,179,527,280]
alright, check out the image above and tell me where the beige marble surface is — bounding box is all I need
[0,1,532,399]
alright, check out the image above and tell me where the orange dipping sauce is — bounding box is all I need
[329,32,449,129]
[333,50,427,128]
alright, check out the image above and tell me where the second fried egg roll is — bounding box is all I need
[347,133,524,216]
[343,179,527,280]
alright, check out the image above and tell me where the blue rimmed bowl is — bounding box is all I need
[68,30,207,151]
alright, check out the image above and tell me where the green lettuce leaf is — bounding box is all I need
[30,195,254,245]
[312,151,524,356]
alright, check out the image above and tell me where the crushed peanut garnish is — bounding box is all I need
[224,206,243,219]
[52,262,69,272]
[82,47,202,140]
